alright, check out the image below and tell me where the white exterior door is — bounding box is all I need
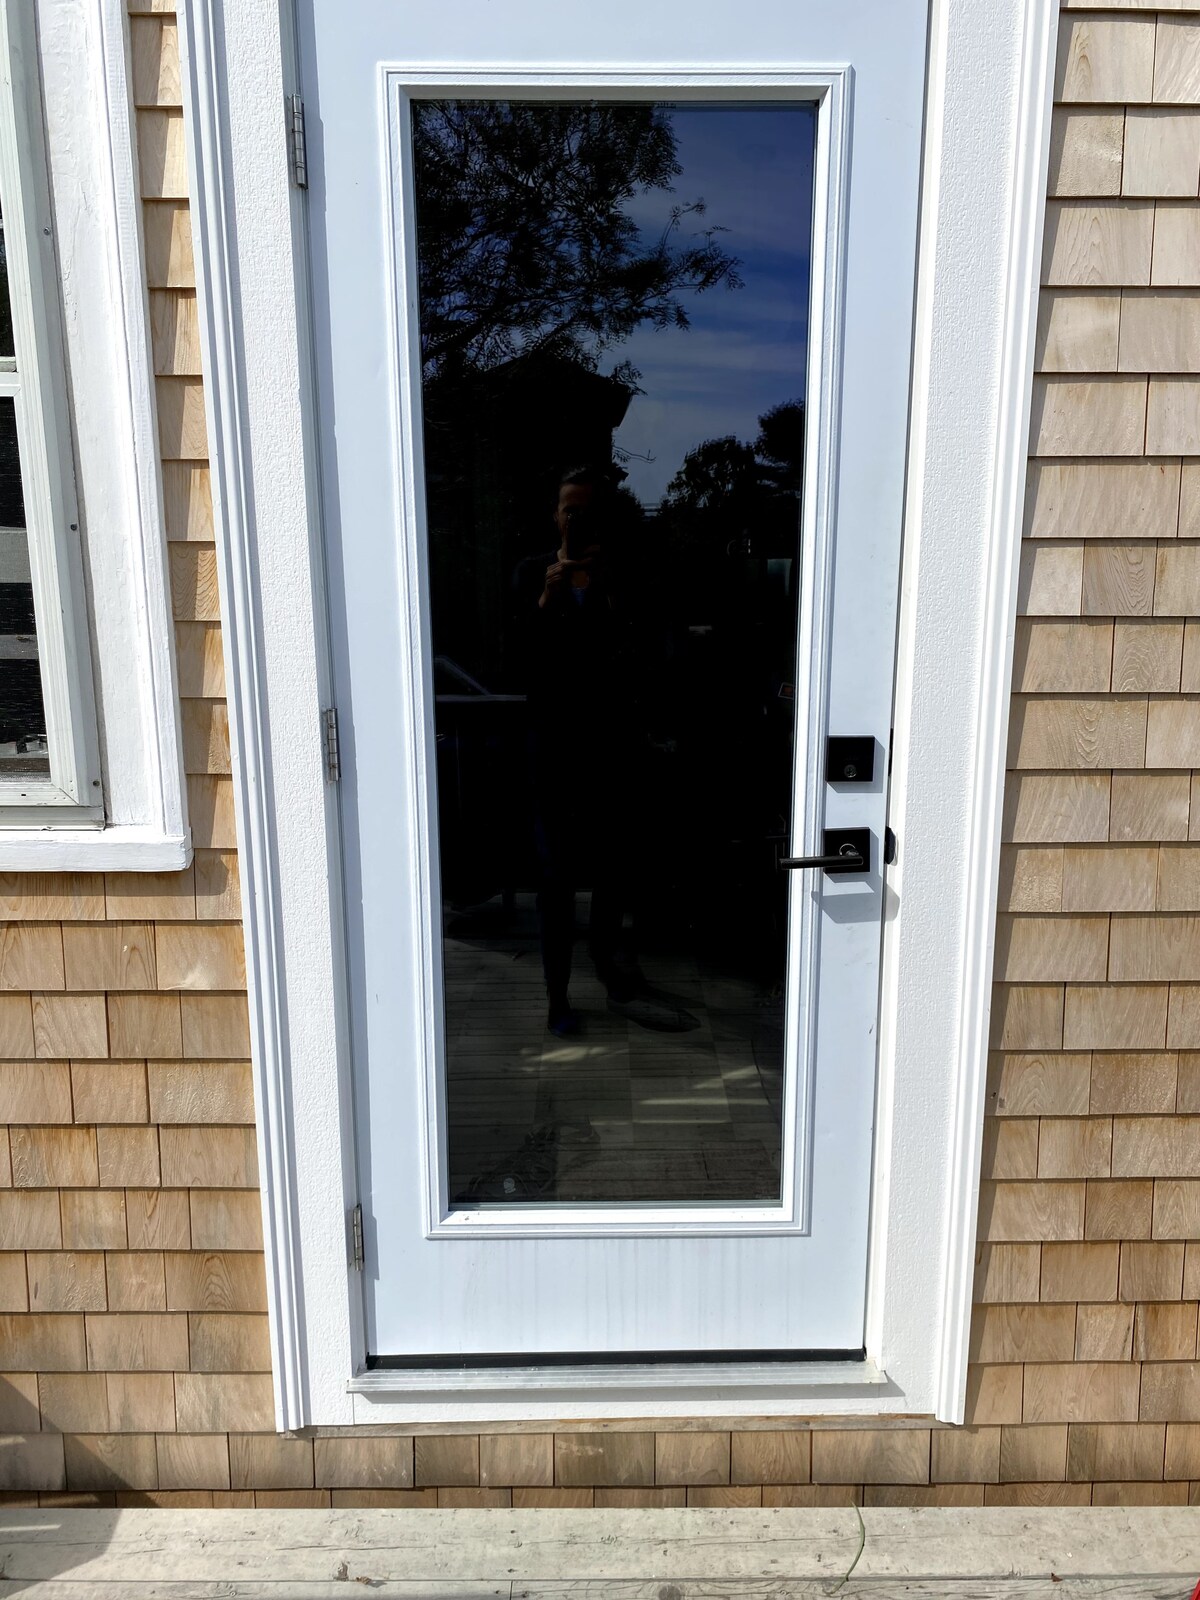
[299,0,928,1363]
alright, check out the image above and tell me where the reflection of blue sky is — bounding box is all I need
[610,106,815,504]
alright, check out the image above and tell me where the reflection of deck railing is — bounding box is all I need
[435,693,526,705]
[433,654,526,706]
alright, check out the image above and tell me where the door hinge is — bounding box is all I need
[884,826,898,865]
[322,706,340,782]
[287,94,308,189]
[350,1202,364,1271]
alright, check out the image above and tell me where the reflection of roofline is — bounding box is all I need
[472,352,634,429]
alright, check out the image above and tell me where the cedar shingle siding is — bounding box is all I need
[2,0,1200,1508]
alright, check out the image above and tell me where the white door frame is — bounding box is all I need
[178,0,1057,1427]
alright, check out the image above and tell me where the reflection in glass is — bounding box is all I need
[0,199,12,359]
[413,101,816,1204]
[0,395,47,778]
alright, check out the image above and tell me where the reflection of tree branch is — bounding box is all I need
[413,101,742,382]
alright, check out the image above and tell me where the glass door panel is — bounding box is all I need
[415,101,817,1207]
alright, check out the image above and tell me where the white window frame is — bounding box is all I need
[181,0,1057,1428]
[0,0,101,819]
[0,0,189,869]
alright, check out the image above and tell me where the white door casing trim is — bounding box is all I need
[930,0,1059,1426]
[869,0,1059,1426]
[179,0,1057,1427]
[178,0,363,1434]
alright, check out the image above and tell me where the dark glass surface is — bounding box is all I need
[0,395,48,778]
[0,198,13,361]
[412,101,816,1204]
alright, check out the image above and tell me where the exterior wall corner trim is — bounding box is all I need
[935,0,1060,1426]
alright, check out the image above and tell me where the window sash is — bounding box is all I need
[0,0,100,819]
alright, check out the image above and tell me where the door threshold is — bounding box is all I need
[345,1355,908,1422]
[349,1354,887,1395]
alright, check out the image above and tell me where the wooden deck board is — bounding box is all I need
[0,1583,1192,1600]
[0,1507,1195,1596]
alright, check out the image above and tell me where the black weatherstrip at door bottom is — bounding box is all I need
[367,1348,867,1371]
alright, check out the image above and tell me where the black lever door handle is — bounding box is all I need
[781,846,863,870]
[780,828,871,876]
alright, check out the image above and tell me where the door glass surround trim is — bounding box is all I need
[381,66,854,1240]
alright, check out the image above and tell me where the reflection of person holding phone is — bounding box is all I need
[512,465,642,1037]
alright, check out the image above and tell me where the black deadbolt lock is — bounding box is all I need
[826,735,876,785]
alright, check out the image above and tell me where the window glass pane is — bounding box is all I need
[412,100,816,1206]
[0,394,48,778]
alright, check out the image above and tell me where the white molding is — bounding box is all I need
[183,0,1056,1426]
[376,66,850,1244]
[789,61,851,1245]
[870,0,1058,1424]
[178,0,358,1431]
[1,0,191,866]
[0,824,188,871]
[933,0,1059,1427]
[93,0,190,849]
[178,0,307,1434]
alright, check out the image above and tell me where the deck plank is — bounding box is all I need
[0,1580,1192,1599]
[0,1507,1195,1596]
